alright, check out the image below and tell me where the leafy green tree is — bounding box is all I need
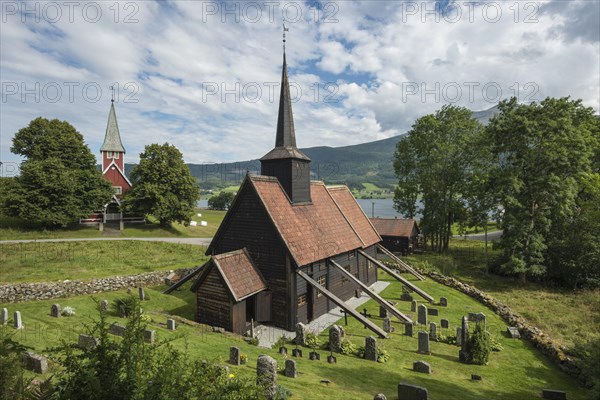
[123,143,199,226]
[393,105,484,252]
[488,97,598,282]
[51,297,261,400]
[208,191,235,210]
[3,118,114,228]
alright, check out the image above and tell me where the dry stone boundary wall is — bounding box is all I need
[0,268,194,303]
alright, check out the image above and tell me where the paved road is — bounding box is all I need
[0,237,213,246]
[453,230,503,241]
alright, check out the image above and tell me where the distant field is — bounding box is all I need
[0,209,226,240]
[0,240,208,283]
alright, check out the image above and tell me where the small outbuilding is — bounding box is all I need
[191,248,269,335]
[369,218,419,255]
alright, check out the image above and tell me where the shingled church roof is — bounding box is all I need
[208,175,381,267]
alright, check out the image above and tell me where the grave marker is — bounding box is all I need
[100,300,109,311]
[364,336,377,361]
[418,331,430,354]
[411,300,417,312]
[441,319,449,329]
[439,297,448,307]
[51,304,61,318]
[329,325,342,353]
[13,311,22,329]
[167,319,176,331]
[383,317,392,333]
[139,287,145,301]
[295,323,307,346]
[429,322,437,341]
[229,346,240,365]
[427,308,439,316]
[78,334,99,350]
[413,360,431,374]
[22,352,48,374]
[257,355,277,400]
[284,359,297,378]
[405,322,414,337]
[143,329,155,343]
[417,304,427,325]
[1,308,8,325]
[507,327,520,339]
[397,382,429,400]
[542,389,567,400]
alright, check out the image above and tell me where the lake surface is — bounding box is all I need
[199,197,403,218]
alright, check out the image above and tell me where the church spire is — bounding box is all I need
[101,100,126,154]
[260,26,312,204]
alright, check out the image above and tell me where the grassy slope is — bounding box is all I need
[0,241,208,284]
[0,275,590,399]
[0,209,226,240]
[405,239,600,348]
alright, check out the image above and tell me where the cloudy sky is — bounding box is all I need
[1,0,599,170]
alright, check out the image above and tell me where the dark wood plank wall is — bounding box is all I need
[196,266,232,331]
[231,301,246,335]
[212,184,289,329]
[295,246,380,324]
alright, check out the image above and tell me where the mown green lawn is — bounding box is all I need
[0,209,226,240]
[1,272,591,399]
[0,241,208,284]
[405,239,600,349]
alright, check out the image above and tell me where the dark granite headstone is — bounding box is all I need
[143,329,155,343]
[13,311,23,329]
[379,305,388,318]
[51,304,61,318]
[441,319,449,329]
[383,317,392,333]
[439,297,448,307]
[411,300,417,312]
[78,334,99,350]
[109,323,126,337]
[542,389,567,400]
[329,325,343,352]
[139,287,145,301]
[456,327,463,346]
[229,346,240,365]
[295,323,307,346]
[22,352,48,373]
[167,319,176,331]
[413,360,431,374]
[471,374,482,381]
[417,304,427,325]
[365,336,377,361]
[427,308,439,316]
[284,359,297,378]
[397,382,428,400]
[429,322,437,341]
[405,322,414,337]
[418,331,430,354]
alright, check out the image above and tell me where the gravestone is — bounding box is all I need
[427,308,439,316]
[100,300,109,311]
[13,311,22,329]
[439,297,448,307]
[329,325,343,352]
[429,322,437,341]
[441,319,449,329]
[109,323,126,337]
[364,336,377,361]
[22,352,48,374]
[284,359,297,378]
[229,346,240,365]
[471,374,482,381]
[139,287,145,301]
[1,308,8,325]
[417,304,427,325]
[507,327,520,339]
[256,355,277,399]
[456,327,463,346]
[459,316,470,363]
[542,389,567,400]
[468,312,486,327]
[143,329,155,343]
[78,334,99,350]
[374,394,387,400]
[383,317,392,333]
[295,323,307,346]
[379,305,388,318]
[401,292,414,301]
[418,331,430,354]
[167,319,176,331]
[51,304,61,318]
[413,360,431,374]
[397,382,428,400]
[411,300,417,312]
[405,322,414,337]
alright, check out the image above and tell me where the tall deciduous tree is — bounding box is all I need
[3,117,113,227]
[393,105,484,252]
[488,97,598,282]
[124,143,199,226]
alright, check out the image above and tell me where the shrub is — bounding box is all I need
[61,306,76,316]
[466,322,491,365]
[437,333,457,345]
[377,348,390,363]
[111,295,137,318]
[272,335,289,349]
[572,337,600,398]
[274,384,292,400]
[340,339,356,355]
[305,332,320,350]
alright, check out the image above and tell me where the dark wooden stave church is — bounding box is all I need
[191,53,387,335]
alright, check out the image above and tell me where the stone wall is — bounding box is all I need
[0,268,194,303]
[384,261,582,381]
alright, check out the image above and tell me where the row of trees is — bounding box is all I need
[394,97,600,287]
[1,118,200,229]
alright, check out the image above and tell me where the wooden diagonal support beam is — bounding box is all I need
[163,265,204,294]
[329,259,412,324]
[296,270,387,338]
[358,250,434,303]
[376,244,425,281]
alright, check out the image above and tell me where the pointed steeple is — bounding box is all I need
[260,53,310,161]
[260,32,312,204]
[100,101,126,153]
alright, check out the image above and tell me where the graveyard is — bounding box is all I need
[1,266,592,399]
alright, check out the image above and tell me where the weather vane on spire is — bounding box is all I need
[110,85,115,103]
[283,20,289,53]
